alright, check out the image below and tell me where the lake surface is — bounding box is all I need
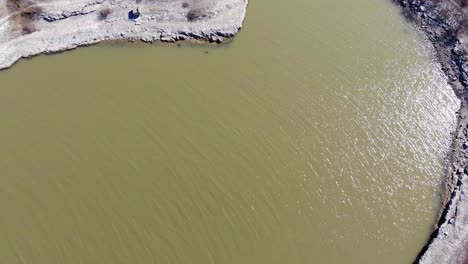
[0,0,460,263]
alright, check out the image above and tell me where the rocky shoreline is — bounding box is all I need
[392,0,468,263]
[0,0,248,70]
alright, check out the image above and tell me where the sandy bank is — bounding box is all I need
[0,0,248,70]
[393,0,468,263]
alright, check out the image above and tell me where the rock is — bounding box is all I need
[141,36,152,43]
[209,35,217,42]
[161,35,174,42]
[209,34,223,43]
[43,14,62,22]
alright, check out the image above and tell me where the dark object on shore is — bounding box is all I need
[128,8,140,20]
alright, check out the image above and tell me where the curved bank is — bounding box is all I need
[392,0,468,263]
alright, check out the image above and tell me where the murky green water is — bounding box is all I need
[0,0,460,263]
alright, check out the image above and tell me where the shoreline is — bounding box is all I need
[1,37,234,71]
[392,0,468,263]
[0,0,248,71]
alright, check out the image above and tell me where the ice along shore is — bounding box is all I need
[393,0,468,263]
[0,0,248,70]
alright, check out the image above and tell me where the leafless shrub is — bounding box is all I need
[187,8,209,22]
[6,0,24,12]
[99,8,111,20]
[7,0,43,35]
[21,25,36,35]
[20,6,42,20]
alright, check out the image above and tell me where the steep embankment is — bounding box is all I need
[393,0,468,263]
[0,0,248,70]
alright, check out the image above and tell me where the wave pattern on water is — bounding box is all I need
[0,0,460,263]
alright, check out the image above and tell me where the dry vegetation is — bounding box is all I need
[2,0,227,32]
[186,8,210,22]
[181,0,215,22]
[6,0,43,35]
[99,7,111,20]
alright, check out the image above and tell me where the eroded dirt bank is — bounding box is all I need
[0,0,248,70]
[393,0,468,263]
